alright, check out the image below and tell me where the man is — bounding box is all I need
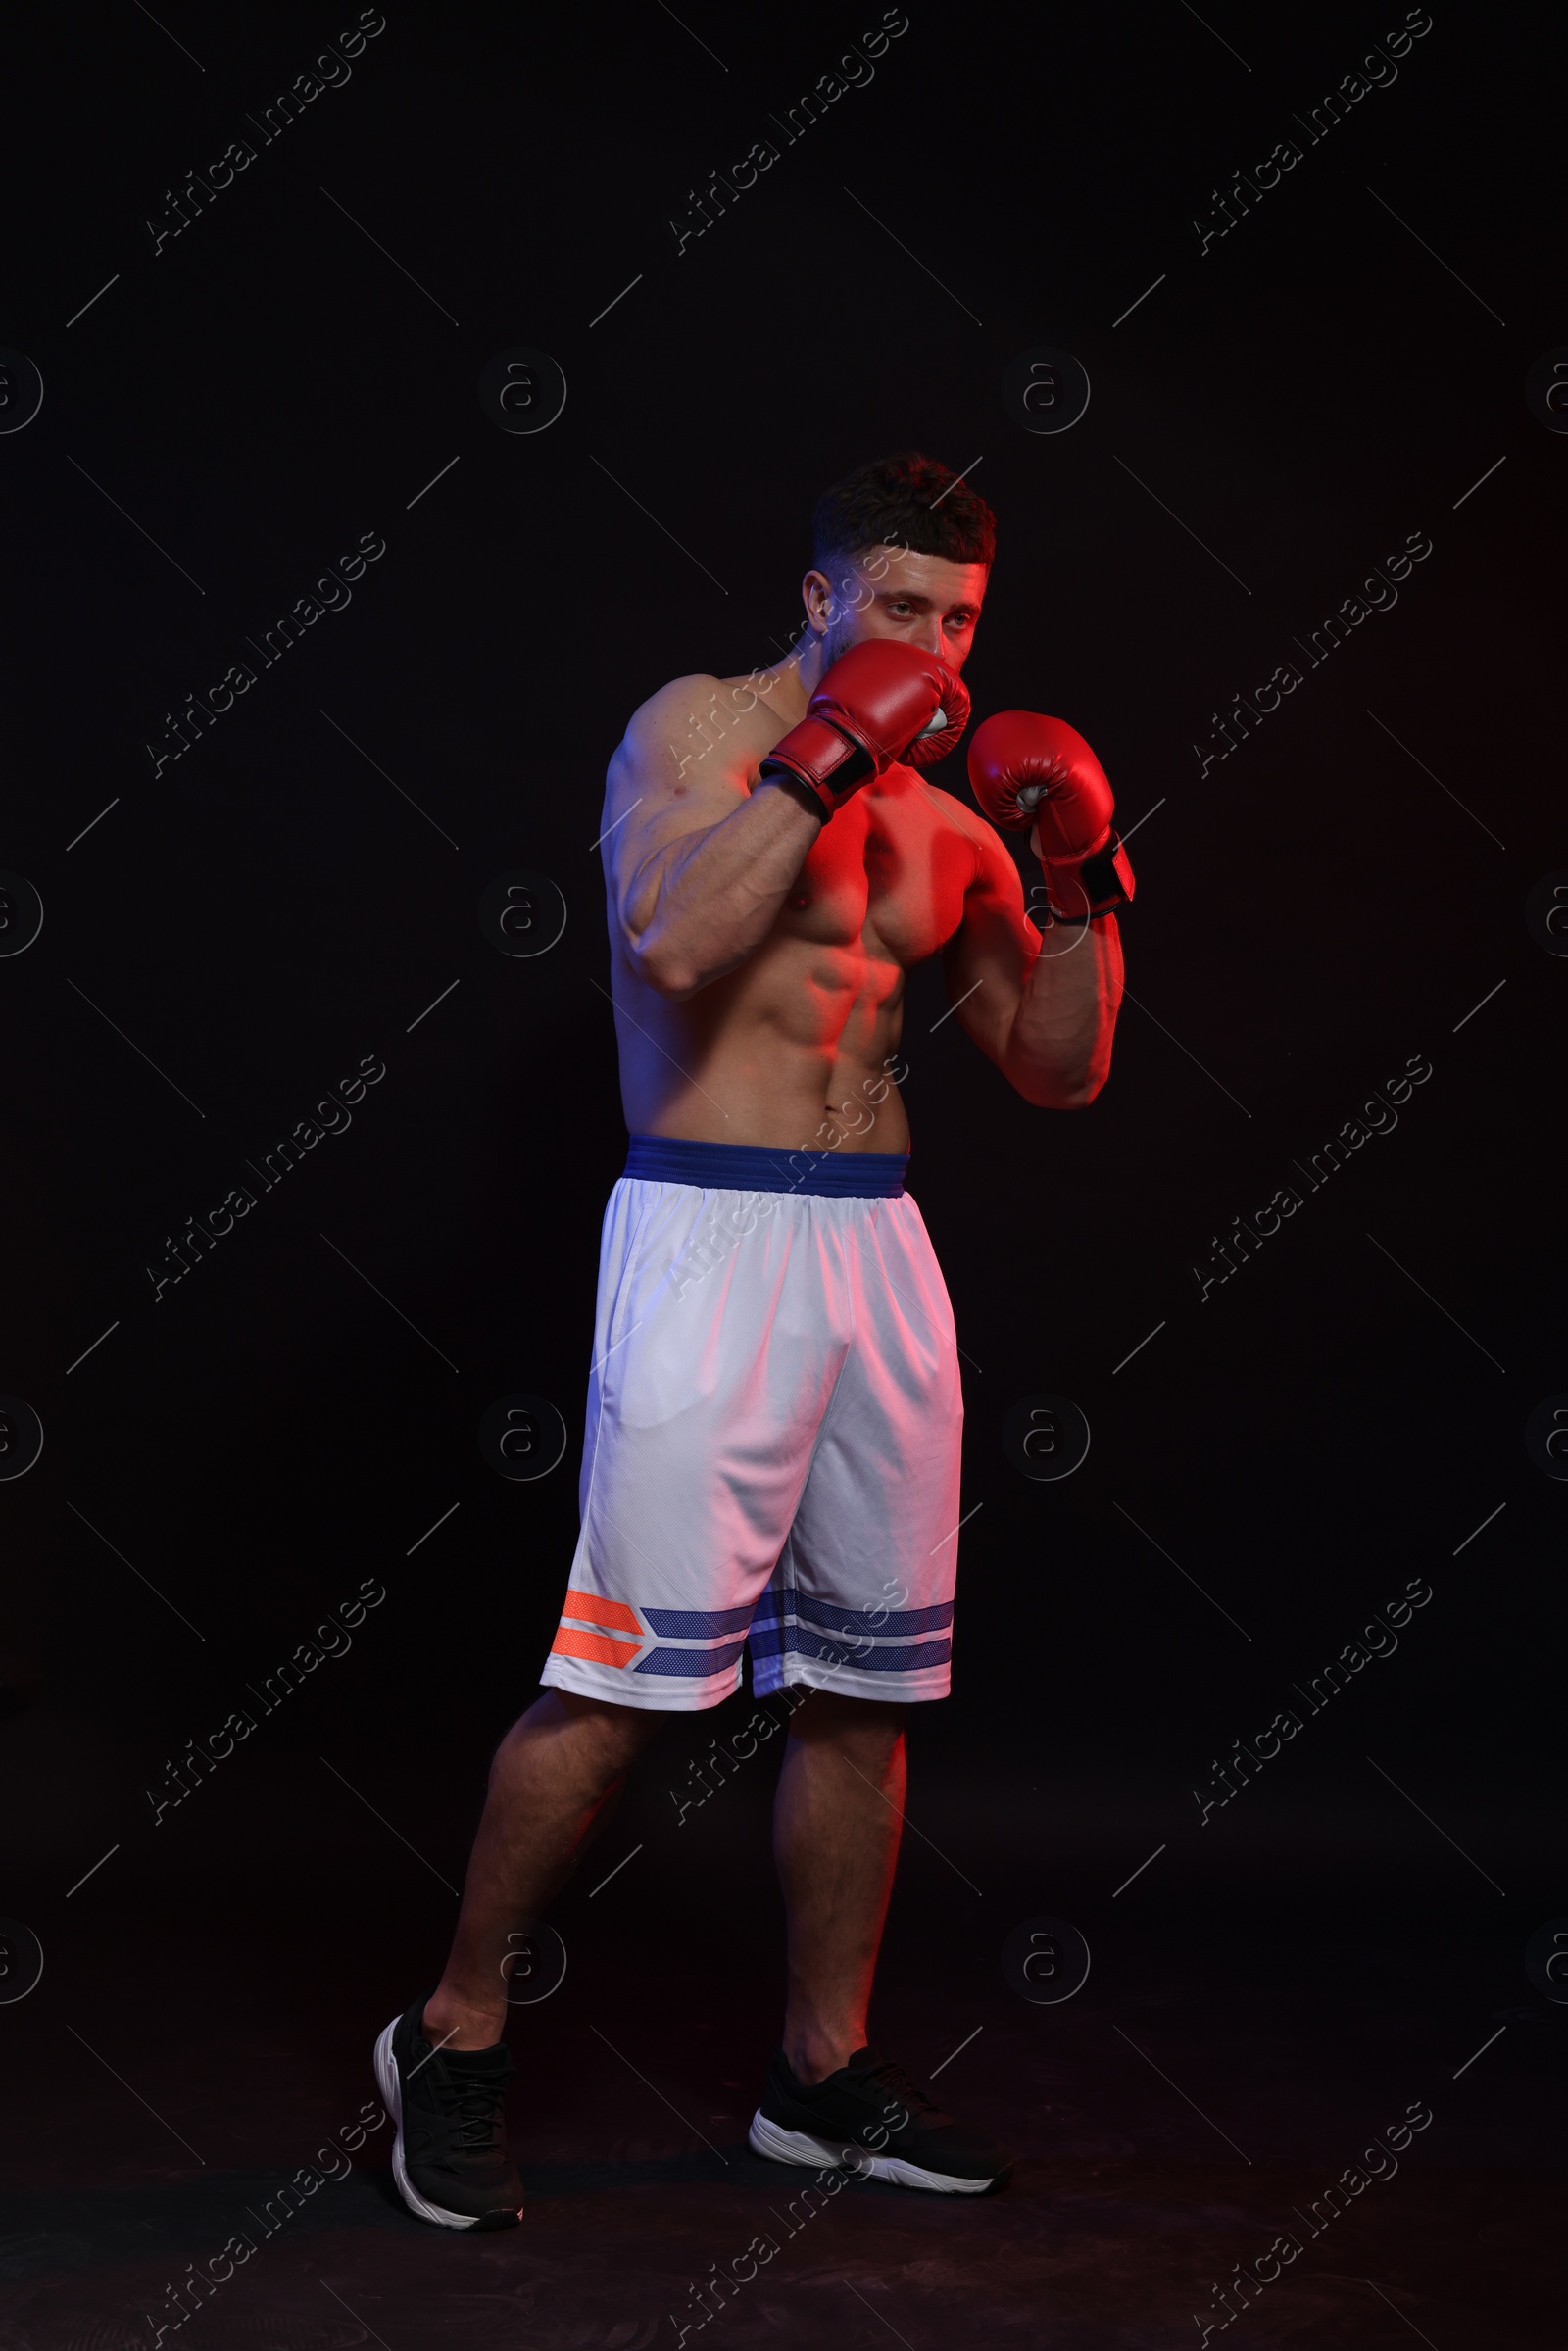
[374,451,1129,2228]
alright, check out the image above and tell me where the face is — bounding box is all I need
[805,545,988,675]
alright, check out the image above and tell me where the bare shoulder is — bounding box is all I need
[612,663,797,811]
[607,671,742,808]
[619,671,730,753]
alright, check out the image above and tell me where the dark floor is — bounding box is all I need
[2,1711,1559,2350]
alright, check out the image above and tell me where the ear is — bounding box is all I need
[802,568,836,631]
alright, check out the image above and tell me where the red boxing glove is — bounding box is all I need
[967,710,1135,920]
[759,641,970,820]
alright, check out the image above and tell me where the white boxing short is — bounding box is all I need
[539,1135,964,1712]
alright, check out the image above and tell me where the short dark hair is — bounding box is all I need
[811,450,997,576]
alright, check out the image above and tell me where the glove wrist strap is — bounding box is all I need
[1041,829,1135,917]
[758,721,874,820]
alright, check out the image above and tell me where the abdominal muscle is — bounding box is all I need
[612,921,913,1156]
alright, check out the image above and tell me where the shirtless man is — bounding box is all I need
[374,450,1129,2229]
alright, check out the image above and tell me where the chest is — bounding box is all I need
[780,777,975,962]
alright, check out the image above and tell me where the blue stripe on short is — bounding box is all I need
[624,1134,907,1199]
[749,1626,953,1674]
[634,1640,748,1678]
[751,1590,955,1639]
[643,1603,758,1638]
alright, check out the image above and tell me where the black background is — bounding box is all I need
[3,2,1564,2345]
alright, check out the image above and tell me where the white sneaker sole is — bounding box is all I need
[373,2017,522,2230]
[747,2107,997,2195]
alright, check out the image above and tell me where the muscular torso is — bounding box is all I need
[604,667,990,1154]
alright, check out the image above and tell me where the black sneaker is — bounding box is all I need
[373,1995,525,2230]
[749,2046,1011,2194]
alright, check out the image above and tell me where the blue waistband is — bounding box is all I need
[623,1134,907,1198]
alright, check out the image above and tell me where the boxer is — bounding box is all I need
[374,451,1129,2227]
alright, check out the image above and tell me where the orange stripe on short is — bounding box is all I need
[551,1626,641,1669]
[562,1588,642,1635]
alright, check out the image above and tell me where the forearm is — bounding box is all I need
[1003,915,1123,1107]
[629,778,820,997]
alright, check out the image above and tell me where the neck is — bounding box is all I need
[755,628,830,717]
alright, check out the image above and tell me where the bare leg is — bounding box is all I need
[773,1690,906,2083]
[423,1690,662,2049]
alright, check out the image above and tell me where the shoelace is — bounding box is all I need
[856,2058,943,2127]
[433,2065,509,2151]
